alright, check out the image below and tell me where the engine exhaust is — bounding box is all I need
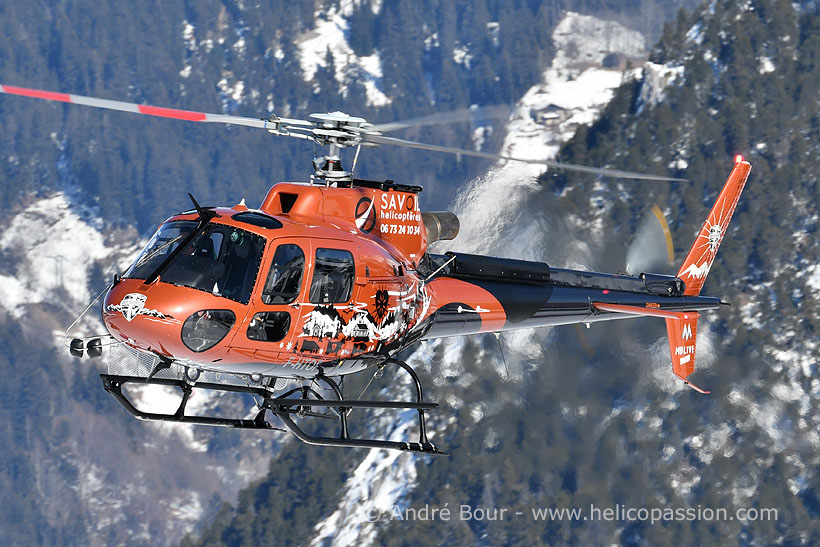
[422,211,460,243]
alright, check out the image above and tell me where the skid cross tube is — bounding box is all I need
[388,358,430,445]
[315,371,350,440]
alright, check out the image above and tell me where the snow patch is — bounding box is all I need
[180,21,197,79]
[689,423,732,465]
[758,56,776,74]
[424,32,439,50]
[637,62,685,112]
[552,13,645,68]
[453,44,472,69]
[487,22,500,48]
[233,37,247,56]
[182,21,196,48]
[296,1,390,106]
[0,193,113,317]
[686,21,704,45]
[805,263,820,291]
[168,492,204,527]
[217,77,245,110]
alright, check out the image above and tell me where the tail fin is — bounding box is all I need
[677,155,752,295]
[667,156,751,392]
[665,315,706,392]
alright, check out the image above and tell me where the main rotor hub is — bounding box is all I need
[307,112,374,183]
[309,111,369,148]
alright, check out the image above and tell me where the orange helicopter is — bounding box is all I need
[0,84,750,454]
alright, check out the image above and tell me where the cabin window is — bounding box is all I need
[168,226,265,304]
[246,312,291,342]
[232,211,283,230]
[262,244,305,304]
[309,248,354,303]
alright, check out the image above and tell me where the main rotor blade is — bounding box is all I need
[367,105,511,133]
[1,83,688,183]
[0,83,312,129]
[364,134,687,182]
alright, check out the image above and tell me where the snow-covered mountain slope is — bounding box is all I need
[500,13,646,178]
[174,0,391,119]
[305,12,652,545]
[439,11,653,362]
[0,192,278,544]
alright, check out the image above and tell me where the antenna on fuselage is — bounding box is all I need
[187,193,217,222]
[493,332,510,379]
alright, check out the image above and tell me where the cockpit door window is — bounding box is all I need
[261,244,305,304]
[309,248,355,304]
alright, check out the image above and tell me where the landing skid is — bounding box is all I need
[100,358,445,454]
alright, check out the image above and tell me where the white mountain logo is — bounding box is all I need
[106,293,169,321]
[681,323,693,341]
[120,293,147,322]
[682,262,710,279]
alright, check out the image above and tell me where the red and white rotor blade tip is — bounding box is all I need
[0,83,308,130]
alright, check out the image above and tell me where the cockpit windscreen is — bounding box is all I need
[125,221,265,304]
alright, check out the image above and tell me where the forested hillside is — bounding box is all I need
[1,0,693,231]
[189,1,820,545]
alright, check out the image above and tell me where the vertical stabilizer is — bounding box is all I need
[677,156,751,296]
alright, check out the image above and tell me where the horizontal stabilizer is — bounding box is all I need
[592,302,699,321]
[593,302,708,392]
